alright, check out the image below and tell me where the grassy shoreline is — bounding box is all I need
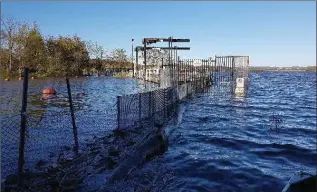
[250,70,315,72]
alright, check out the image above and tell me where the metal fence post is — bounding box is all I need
[163,89,165,121]
[186,60,188,97]
[18,68,29,187]
[139,93,142,127]
[66,78,79,152]
[232,57,235,93]
[117,96,120,129]
[149,91,152,123]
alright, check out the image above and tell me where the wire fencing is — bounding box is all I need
[1,89,76,188]
[117,87,177,130]
[117,56,250,132]
[117,80,200,131]
[1,115,21,184]
[1,70,118,190]
[138,56,249,94]
[1,55,250,189]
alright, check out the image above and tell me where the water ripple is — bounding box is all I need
[141,72,316,192]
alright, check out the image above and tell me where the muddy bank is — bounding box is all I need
[2,124,168,192]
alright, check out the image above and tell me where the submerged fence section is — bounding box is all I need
[1,81,76,187]
[137,56,249,95]
[117,80,199,130]
[117,87,178,130]
[1,55,249,188]
[1,72,117,189]
[118,55,250,131]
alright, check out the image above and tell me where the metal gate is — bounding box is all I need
[173,56,249,95]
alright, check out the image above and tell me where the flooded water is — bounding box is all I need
[1,72,316,191]
[1,76,154,180]
[123,72,316,192]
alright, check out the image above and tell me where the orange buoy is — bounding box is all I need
[42,94,55,100]
[42,88,56,95]
[31,76,35,80]
[19,77,22,80]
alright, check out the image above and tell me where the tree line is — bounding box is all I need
[0,15,132,79]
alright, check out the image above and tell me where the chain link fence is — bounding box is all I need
[117,86,178,130]
[117,55,250,132]
[1,72,118,190]
[117,80,202,131]
[1,115,21,184]
[1,55,249,189]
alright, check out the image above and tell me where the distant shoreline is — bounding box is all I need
[250,70,315,72]
[249,66,316,72]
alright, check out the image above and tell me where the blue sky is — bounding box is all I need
[2,1,316,67]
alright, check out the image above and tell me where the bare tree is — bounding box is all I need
[85,41,106,71]
[1,15,19,77]
[14,21,30,74]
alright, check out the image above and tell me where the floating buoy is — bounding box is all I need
[19,77,22,80]
[42,88,56,95]
[75,76,78,78]
[5,78,10,81]
[31,76,35,80]
[42,94,55,100]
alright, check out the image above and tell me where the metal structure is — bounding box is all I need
[132,36,250,94]
[117,87,178,130]
[1,37,250,189]
[232,56,250,94]
[133,37,249,95]
[131,39,134,77]
[134,37,191,88]
[117,55,250,130]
